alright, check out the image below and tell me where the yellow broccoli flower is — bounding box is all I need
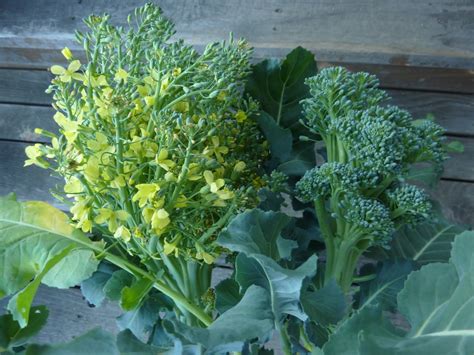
[70,198,92,233]
[84,156,100,183]
[87,132,111,152]
[163,235,182,257]
[132,183,160,207]
[187,163,202,181]
[235,110,247,123]
[203,136,228,163]
[156,149,176,171]
[173,101,189,113]
[196,244,215,264]
[64,176,83,195]
[172,67,182,77]
[61,47,73,60]
[114,225,131,242]
[95,208,129,233]
[50,60,83,82]
[204,170,225,193]
[151,208,170,233]
[53,112,80,143]
[114,68,129,83]
[24,144,49,169]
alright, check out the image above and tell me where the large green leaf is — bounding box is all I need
[236,253,317,322]
[372,216,464,265]
[116,295,162,341]
[7,245,74,327]
[246,47,317,129]
[217,209,295,260]
[301,279,346,327]
[324,231,474,355]
[0,198,100,326]
[355,261,413,312]
[256,112,293,163]
[0,306,48,352]
[80,262,117,307]
[164,285,274,354]
[215,278,241,314]
[25,328,119,355]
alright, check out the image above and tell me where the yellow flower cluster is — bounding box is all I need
[27,9,268,264]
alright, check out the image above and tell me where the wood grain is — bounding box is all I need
[0,69,50,105]
[387,90,474,137]
[0,104,56,142]
[0,141,60,207]
[0,71,473,139]
[1,0,474,70]
[435,180,474,227]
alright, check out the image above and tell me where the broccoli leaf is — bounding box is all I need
[355,261,413,312]
[0,197,99,327]
[217,209,296,260]
[164,285,274,353]
[25,328,119,355]
[80,262,117,307]
[372,216,464,265]
[301,279,346,327]
[246,46,317,130]
[324,231,474,355]
[256,111,293,163]
[235,253,317,321]
[0,306,48,352]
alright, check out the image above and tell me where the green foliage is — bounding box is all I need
[370,211,464,265]
[0,306,48,353]
[246,46,317,130]
[324,231,474,355]
[0,197,99,327]
[164,285,274,353]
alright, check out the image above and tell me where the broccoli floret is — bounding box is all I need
[302,67,387,136]
[296,67,448,291]
[385,184,432,225]
[410,120,447,167]
[296,163,379,202]
[340,194,394,248]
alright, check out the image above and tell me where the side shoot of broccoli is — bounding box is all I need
[296,67,446,291]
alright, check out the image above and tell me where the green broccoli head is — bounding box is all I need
[340,194,395,248]
[385,184,432,225]
[301,67,387,135]
[295,162,379,202]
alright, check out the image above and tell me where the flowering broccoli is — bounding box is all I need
[296,67,446,290]
[24,4,268,325]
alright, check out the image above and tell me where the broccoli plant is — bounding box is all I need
[296,67,445,291]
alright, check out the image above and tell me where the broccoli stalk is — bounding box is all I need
[296,67,445,291]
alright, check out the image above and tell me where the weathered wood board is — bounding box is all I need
[1,0,474,69]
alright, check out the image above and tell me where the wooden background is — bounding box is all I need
[0,0,473,346]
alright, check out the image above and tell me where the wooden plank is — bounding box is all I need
[443,137,474,182]
[1,0,474,71]
[0,141,60,207]
[387,90,474,137]
[323,62,474,94]
[434,180,474,227]
[0,69,50,105]
[0,69,473,132]
[0,104,56,142]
